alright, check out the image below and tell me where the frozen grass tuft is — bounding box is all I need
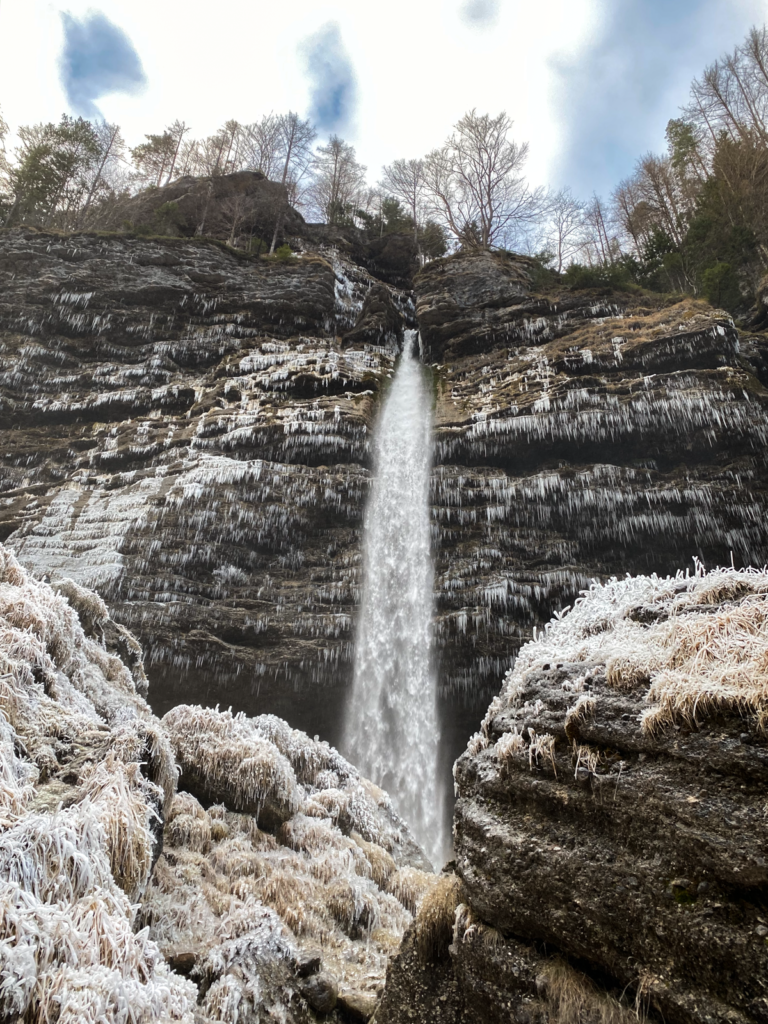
[541,958,637,1024]
[491,562,768,737]
[80,754,161,900]
[414,873,464,962]
[163,704,301,823]
[0,879,196,1023]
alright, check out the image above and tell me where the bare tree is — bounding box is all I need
[544,189,586,272]
[241,115,283,179]
[275,113,316,186]
[78,121,127,226]
[684,27,768,156]
[581,195,618,266]
[306,135,367,225]
[268,113,316,251]
[180,121,242,178]
[163,120,191,184]
[379,158,425,244]
[423,109,543,250]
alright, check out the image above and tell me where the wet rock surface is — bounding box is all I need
[377,566,768,1024]
[423,251,768,746]
[0,228,409,742]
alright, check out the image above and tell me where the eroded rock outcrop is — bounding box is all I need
[0,542,437,1022]
[94,170,306,245]
[377,563,768,1024]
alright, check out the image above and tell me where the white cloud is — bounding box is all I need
[0,0,766,197]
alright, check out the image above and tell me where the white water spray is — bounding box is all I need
[344,332,443,866]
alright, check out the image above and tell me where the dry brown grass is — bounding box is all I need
[80,754,159,900]
[643,594,768,735]
[163,704,301,819]
[351,832,397,888]
[386,866,436,915]
[495,727,525,763]
[166,812,212,853]
[500,564,768,741]
[605,655,653,690]
[564,695,597,739]
[572,744,603,778]
[327,878,381,936]
[414,873,464,962]
[542,959,637,1024]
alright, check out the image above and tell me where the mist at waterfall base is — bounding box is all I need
[342,333,445,867]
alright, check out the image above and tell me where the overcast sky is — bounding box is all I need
[1,0,766,198]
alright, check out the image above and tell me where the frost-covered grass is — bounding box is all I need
[0,544,196,1022]
[0,880,197,1024]
[484,561,768,739]
[0,542,435,1021]
[148,704,435,1013]
[163,704,302,820]
[143,787,421,1014]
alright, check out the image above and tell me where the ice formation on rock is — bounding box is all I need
[0,541,435,1022]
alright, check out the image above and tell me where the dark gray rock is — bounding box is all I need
[415,249,535,362]
[94,170,306,245]
[343,284,404,347]
[299,971,338,1013]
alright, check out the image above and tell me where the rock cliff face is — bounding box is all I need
[420,252,768,759]
[0,228,413,743]
[2,232,768,826]
[376,564,768,1024]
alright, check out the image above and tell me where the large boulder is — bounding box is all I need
[95,170,306,245]
[377,563,768,1024]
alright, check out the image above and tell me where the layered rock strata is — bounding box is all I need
[418,253,768,746]
[0,541,435,1023]
[0,229,413,740]
[3,231,768,816]
[377,563,768,1024]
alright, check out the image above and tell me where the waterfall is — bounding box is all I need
[344,331,443,866]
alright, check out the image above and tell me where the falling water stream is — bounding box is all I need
[344,332,443,866]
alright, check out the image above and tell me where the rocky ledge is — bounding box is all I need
[0,228,412,744]
[376,562,768,1024]
[418,251,768,753]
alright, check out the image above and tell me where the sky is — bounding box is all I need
[0,0,766,198]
